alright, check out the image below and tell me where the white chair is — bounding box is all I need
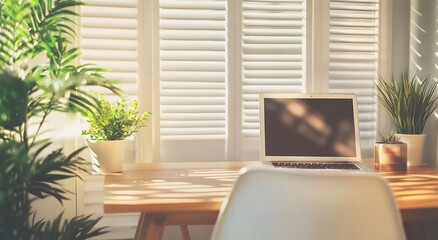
[211,167,406,240]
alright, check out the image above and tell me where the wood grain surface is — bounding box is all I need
[104,161,438,222]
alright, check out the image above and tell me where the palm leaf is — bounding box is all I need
[1,0,111,238]
[32,213,108,240]
[27,145,88,203]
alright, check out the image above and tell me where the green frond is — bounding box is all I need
[31,213,108,240]
[82,94,152,140]
[377,133,401,144]
[26,144,88,203]
[375,73,438,134]
[1,0,110,238]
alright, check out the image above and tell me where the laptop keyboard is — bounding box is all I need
[272,162,360,170]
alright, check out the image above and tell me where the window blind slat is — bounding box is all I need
[243,28,304,36]
[243,78,303,85]
[328,0,379,145]
[242,0,306,138]
[244,62,302,70]
[161,89,225,96]
[243,12,303,20]
[161,30,226,40]
[161,120,224,127]
[84,0,136,7]
[81,28,137,40]
[242,3,303,11]
[82,6,137,18]
[161,61,226,71]
[82,50,137,61]
[162,113,225,121]
[161,41,226,51]
[160,0,227,140]
[329,62,376,71]
[161,72,225,82]
[243,54,302,61]
[160,9,226,19]
[160,1,226,10]
[160,20,226,30]
[81,1,138,97]
[82,18,137,29]
[243,19,304,27]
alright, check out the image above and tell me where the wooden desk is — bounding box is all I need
[104,162,438,240]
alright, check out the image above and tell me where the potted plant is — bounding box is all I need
[0,0,120,237]
[82,95,151,173]
[375,133,407,171]
[375,73,438,166]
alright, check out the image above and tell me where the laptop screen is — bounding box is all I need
[260,94,361,162]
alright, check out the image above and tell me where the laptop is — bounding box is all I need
[259,93,367,171]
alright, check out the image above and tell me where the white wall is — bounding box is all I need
[31,113,79,224]
[394,2,438,238]
[388,0,438,166]
[392,0,410,74]
[409,0,438,166]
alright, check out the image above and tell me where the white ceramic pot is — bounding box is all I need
[87,139,126,173]
[395,134,426,166]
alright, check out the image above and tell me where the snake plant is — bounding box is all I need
[375,73,438,134]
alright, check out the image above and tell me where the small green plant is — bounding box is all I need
[375,73,438,134]
[378,133,401,144]
[82,95,151,141]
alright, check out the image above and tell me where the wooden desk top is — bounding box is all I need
[104,161,248,213]
[104,161,438,222]
[379,167,438,222]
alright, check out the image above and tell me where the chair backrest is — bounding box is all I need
[211,167,406,240]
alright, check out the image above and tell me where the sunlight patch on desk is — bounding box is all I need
[151,179,166,183]
[390,181,438,188]
[143,181,190,188]
[149,192,230,198]
[383,174,438,179]
[397,194,438,201]
[393,189,438,197]
[188,169,239,173]
[110,196,141,201]
[187,169,239,175]
[188,172,238,177]
[172,187,231,193]
[204,177,237,182]
[148,183,213,190]
[108,190,159,195]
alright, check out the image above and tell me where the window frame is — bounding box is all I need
[139,0,392,162]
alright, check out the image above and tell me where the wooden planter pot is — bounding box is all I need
[374,142,407,172]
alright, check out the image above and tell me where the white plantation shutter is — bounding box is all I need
[241,0,306,138]
[79,1,140,239]
[80,0,139,98]
[328,0,378,153]
[159,0,227,141]
[80,0,139,163]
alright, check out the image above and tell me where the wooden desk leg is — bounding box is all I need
[180,225,190,240]
[135,213,166,240]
